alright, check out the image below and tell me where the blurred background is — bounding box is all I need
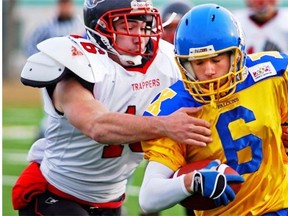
[3,0,288,81]
[3,0,288,216]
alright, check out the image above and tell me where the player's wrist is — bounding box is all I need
[190,171,201,194]
[148,116,168,137]
[184,172,196,194]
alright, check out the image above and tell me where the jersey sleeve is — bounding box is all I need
[142,81,197,171]
[142,137,187,171]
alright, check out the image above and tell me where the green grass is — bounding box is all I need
[3,104,186,216]
[3,104,42,216]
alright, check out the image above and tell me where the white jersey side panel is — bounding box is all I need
[233,8,288,53]
[36,39,181,203]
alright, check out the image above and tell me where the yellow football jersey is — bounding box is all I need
[142,52,288,215]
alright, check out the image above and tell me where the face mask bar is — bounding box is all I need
[95,7,163,57]
[175,47,245,104]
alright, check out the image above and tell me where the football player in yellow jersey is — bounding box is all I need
[139,3,288,216]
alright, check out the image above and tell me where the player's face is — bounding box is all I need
[113,19,150,56]
[58,1,74,19]
[246,0,278,15]
[190,53,231,87]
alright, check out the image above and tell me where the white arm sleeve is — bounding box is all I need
[139,161,191,213]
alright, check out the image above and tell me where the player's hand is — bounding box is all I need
[164,107,212,147]
[190,160,244,206]
[282,123,288,149]
[190,160,225,199]
[213,173,244,206]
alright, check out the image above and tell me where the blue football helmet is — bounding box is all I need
[174,4,246,103]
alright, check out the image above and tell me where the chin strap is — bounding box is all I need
[208,83,217,108]
[118,54,142,66]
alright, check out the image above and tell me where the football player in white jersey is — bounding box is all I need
[12,0,213,215]
[233,0,288,54]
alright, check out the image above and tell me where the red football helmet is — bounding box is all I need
[83,0,163,65]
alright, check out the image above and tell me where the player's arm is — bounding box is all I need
[54,76,212,146]
[139,160,244,213]
[139,161,190,213]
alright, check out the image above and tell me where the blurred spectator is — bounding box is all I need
[24,0,84,57]
[23,0,84,140]
[161,1,192,44]
[233,0,288,54]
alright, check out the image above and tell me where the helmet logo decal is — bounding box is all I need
[131,0,153,9]
[85,0,105,9]
[189,45,217,60]
[190,45,215,54]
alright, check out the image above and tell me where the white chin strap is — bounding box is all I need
[85,26,143,66]
[119,54,142,66]
[183,61,196,81]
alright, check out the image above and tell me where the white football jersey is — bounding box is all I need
[233,8,288,53]
[27,37,181,203]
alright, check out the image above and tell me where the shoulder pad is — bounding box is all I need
[21,52,65,87]
[38,36,109,83]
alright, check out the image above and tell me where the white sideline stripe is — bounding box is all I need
[3,175,18,186]
[3,126,37,139]
[3,175,140,197]
[3,151,29,165]
[126,185,140,197]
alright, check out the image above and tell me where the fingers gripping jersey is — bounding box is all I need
[142,51,288,215]
[23,36,182,203]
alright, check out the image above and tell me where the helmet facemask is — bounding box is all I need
[85,1,163,66]
[176,47,245,104]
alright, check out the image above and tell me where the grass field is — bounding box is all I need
[2,80,187,216]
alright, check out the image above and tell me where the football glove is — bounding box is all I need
[190,160,244,206]
[213,173,244,206]
[190,160,225,199]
